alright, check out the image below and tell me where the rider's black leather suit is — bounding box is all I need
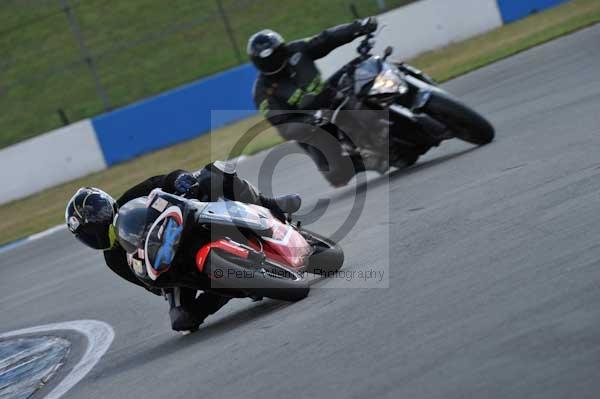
[252,21,370,186]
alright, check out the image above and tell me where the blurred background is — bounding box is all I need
[2,0,596,245]
[2,3,600,399]
[0,0,416,149]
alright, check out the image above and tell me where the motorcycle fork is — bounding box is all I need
[389,104,448,147]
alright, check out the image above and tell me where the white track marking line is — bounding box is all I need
[0,320,114,399]
[0,225,66,255]
[0,352,46,377]
[27,225,67,241]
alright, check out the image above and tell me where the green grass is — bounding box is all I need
[0,115,283,245]
[0,0,415,148]
[1,0,600,246]
[410,0,600,81]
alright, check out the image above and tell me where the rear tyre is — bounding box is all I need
[206,251,309,302]
[424,91,495,145]
[301,230,344,275]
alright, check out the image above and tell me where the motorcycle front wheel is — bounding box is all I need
[423,91,495,145]
[301,229,344,275]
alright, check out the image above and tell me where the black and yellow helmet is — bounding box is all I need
[65,187,117,250]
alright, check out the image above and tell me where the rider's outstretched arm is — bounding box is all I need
[304,17,378,60]
[116,170,191,207]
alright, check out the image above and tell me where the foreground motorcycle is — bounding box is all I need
[115,189,343,302]
[320,29,495,167]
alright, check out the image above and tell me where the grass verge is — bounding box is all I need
[1,0,599,246]
[0,0,415,148]
[411,0,600,81]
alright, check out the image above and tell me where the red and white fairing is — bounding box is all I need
[195,202,312,273]
[248,205,311,270]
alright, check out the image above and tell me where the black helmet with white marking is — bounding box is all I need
[247,29,288,75]
[65,187,117,250]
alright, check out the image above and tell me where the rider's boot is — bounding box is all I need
[259,194,302,219]
[359,149,390,174]
[164,288,202,332]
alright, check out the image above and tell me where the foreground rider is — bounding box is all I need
[249,17,383,187]
[65,161,301,332]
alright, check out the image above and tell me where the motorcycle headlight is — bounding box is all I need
[369,69,408,96]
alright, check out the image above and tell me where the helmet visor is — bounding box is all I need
[80,192,115,223]
[115,198,156,254]
[253,46,288,75]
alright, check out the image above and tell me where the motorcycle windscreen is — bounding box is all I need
[115,198,156,254]
[196,201,272,234]
[354,57,381,94]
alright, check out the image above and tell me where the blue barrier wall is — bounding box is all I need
[496,0,570,24]
[92,63,258,166]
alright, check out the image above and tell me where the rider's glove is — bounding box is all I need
[359,16,378,35]
[174,173,200,199]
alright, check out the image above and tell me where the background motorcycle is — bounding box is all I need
[319,29,495,168]
[115,189,344,302]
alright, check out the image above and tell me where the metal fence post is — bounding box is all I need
[350,3,360,18]
[215,0,244,64]
[59,0,111,111]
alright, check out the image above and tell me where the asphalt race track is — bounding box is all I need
[1,25,600,399]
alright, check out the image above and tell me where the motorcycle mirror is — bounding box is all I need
[383,46,393,60]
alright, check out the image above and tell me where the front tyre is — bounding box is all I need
[301,230,344,275]
[424,91,495,145]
